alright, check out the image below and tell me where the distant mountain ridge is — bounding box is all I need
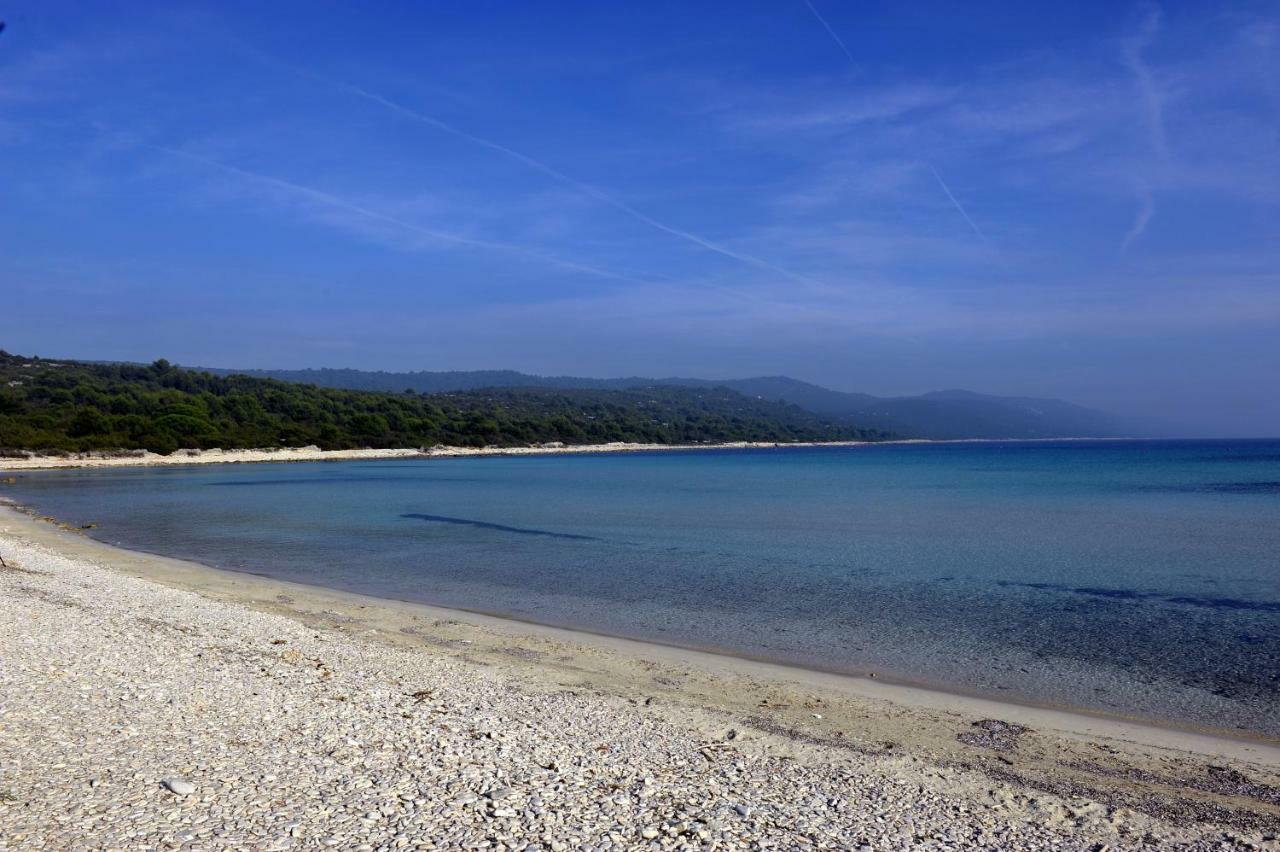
[196,366,1143,440]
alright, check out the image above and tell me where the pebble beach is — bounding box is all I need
[2,506,1279,850]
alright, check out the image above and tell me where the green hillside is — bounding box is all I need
[0,353,888,454]
[201,366,1144,439]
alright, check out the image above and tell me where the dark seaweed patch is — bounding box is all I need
[210,476,393,487]
[997,580,1055,590]
[1203,481,1280,494]
[1165,596,1280,613]
[1070,586,1153,600]
[210,475,484,487]
[956,719,1031,752]
[999,580,1280,613]
[1137,481,1280,495]
[401,513,598,541]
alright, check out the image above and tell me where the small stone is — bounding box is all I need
[734,804,752,818]
[641,827,660,839]
[162,778,195,796]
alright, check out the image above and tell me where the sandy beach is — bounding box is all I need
[1,504,1278,849]
[0,441,886,473]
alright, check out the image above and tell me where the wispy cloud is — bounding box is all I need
[1120,4,1168,249]
[249,51,822,287]
[1121,192,1154,251]
[736,84,955,133]
[1123,5,1170,160]
[147,143,641,283]
[794,3,998,253]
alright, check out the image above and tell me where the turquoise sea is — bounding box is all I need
[8,440,1280,735]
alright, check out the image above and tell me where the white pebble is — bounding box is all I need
[162,777,195,796]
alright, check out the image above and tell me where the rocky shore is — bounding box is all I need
[2,515,1278,849]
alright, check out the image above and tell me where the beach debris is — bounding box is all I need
[161,777,195,796]
[956,719,1032,752]
[497,645,546,660]
[698,741,734,761]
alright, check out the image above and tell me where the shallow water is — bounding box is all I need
[9,440,1280,735]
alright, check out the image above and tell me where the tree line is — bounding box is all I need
[0,353,889,454]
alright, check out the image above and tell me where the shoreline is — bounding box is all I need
[2,496,1279,755]
[4,501,1280,761]
[0,434,1177,472]
[3,506,1280,845]
[0,441,872,471]
[3,500,1276,752]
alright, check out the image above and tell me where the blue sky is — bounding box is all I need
[2,1,1278,434]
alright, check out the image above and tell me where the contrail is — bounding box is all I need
[803,0,855,63]
[929,166,991,247]
[336,82,819,285]
[800,3,997,252]
[245,47,820,286]
[148,144,639,282]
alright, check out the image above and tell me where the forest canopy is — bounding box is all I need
[0,353,890,454]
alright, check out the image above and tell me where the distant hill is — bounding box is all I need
[0,354,886,454]
[198,366,1140,440]
[704,380,1140,440]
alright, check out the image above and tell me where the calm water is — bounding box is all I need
[8,440,1280,735]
